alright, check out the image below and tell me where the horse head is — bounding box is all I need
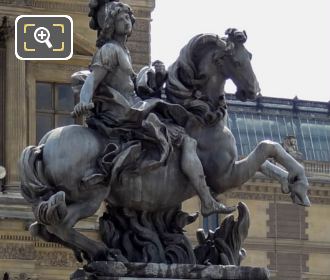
[216,28,260,102]
[166,29,260,111]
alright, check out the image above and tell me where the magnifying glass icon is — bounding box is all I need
[34,27,53,49]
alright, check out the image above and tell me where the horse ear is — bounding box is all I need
[225,28,237,36]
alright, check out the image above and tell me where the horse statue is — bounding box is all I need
[19,1,310,266]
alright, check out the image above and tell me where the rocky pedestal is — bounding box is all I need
[70,202,270,280]
[71,262,270,280]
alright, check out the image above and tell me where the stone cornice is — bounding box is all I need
[73,33,96,56]
[27,59,145,75]
[251,171,330,185]
[301,273,330,280]
[0,236,328,263]
[0,232,94,248]
[0,5,32,17]
[226,190,330,205]
[29,61,87,77]
[225,174,330,204]
[244,237,330,254]
[0,241,77,267]
[0,192,28,205]
[30,54,91,67]
[0,233,66,249]
[123,0,155,10]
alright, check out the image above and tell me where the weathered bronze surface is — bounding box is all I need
[19,1,310,278]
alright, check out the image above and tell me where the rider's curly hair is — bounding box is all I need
[88,0,135,48]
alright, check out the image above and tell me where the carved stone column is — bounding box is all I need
[0,16,12,190]
[4,34,27,188]
[0,41,5,169]
[0,45,5,192]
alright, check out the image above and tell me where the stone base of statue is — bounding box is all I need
[70,262,270,280]
[70,202,269,280]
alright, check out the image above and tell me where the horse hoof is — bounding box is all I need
[73,249,84,263]
[220,205,237,214]
[47,191,68,224]
[281,180,290,194]
[201,204,237,217]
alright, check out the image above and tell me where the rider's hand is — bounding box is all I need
[72,102,94,118]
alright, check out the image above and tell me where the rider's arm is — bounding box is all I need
[80,44,118,103]
[74,44,117,116]
[79,66,108,104]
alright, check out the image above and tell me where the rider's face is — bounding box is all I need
[115,12,132,36]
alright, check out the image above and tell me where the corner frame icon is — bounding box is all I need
[15,15,73,61]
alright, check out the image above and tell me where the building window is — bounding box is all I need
[36,82,77,143]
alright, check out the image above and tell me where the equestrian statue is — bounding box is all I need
[19,0,310,276]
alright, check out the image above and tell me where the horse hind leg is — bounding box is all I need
[180,136,236,217]
[29,222,86,262]
[46,190,112,262]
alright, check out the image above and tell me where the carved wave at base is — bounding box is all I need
[99,206,198,264]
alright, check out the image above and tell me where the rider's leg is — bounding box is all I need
[180,135,236,216]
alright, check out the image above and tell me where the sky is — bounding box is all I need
[150,0,330,102]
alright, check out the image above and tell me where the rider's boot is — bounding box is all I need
[180,135,236,216]
[197,175,236,217]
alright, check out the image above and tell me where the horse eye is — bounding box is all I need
[234,61,241,67]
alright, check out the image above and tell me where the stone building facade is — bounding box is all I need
[0,1,330,280]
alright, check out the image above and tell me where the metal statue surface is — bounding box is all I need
[19,0,310,272]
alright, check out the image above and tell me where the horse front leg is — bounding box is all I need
[224,140,310,206]
[259,160,290,194]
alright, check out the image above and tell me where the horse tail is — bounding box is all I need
[19,145,68,225]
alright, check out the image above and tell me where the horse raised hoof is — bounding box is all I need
[280,178,290,194]
[46,191,68,224]
[201,201,237,217]
[288,174,311,207]
[289,181,311,207]
[34,191,68,225]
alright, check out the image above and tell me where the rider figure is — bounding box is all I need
[73,0,235,216]
[73,1,139,116]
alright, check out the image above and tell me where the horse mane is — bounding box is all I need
[166,34,227,124]
[166,33,226,101]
